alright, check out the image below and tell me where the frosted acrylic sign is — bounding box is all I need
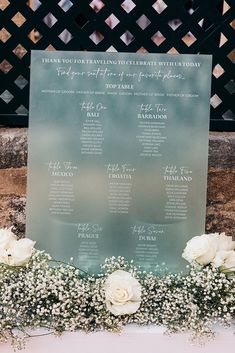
[27,51,212,273]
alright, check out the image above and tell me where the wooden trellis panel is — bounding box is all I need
[0,0,234,130]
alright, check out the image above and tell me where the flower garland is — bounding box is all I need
[0,228,234,350]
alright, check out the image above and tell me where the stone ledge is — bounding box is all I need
[0,128,234,170]
[0,128,234,237]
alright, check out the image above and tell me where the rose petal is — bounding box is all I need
[215,233,235,251]
[6,238,35,266]
[0,228,17,249]
[182,234,218,265]
[106,300,141,316]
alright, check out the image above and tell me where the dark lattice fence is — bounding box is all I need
[0,0,234,130]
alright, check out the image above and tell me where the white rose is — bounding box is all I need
[182,233,219,265]
[0,237,35,266]
[105,270,142,316]
[212,250,235,274]
[0,228,17,250]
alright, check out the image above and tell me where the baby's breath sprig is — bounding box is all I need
[0,250,234,350]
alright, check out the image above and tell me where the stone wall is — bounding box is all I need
[206,132,235,237]
[0,128,27,237]
[0,128,234,237]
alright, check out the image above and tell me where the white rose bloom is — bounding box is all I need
[0,228,17,250]
[182,234,218,266]
[0,236,35,266]
[212,250,235,274]
[105,270,141,316]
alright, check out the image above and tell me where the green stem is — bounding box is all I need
[49,258,90,276]
[26,332,53,339]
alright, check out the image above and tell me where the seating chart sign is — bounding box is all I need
[27,51,212,273]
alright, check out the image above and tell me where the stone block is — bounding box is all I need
[208,132,235,169]
[0,128,27,169]
[0,195,26,237]
[206,168,235,237]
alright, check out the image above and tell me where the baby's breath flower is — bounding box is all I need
[0,246,234,350]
